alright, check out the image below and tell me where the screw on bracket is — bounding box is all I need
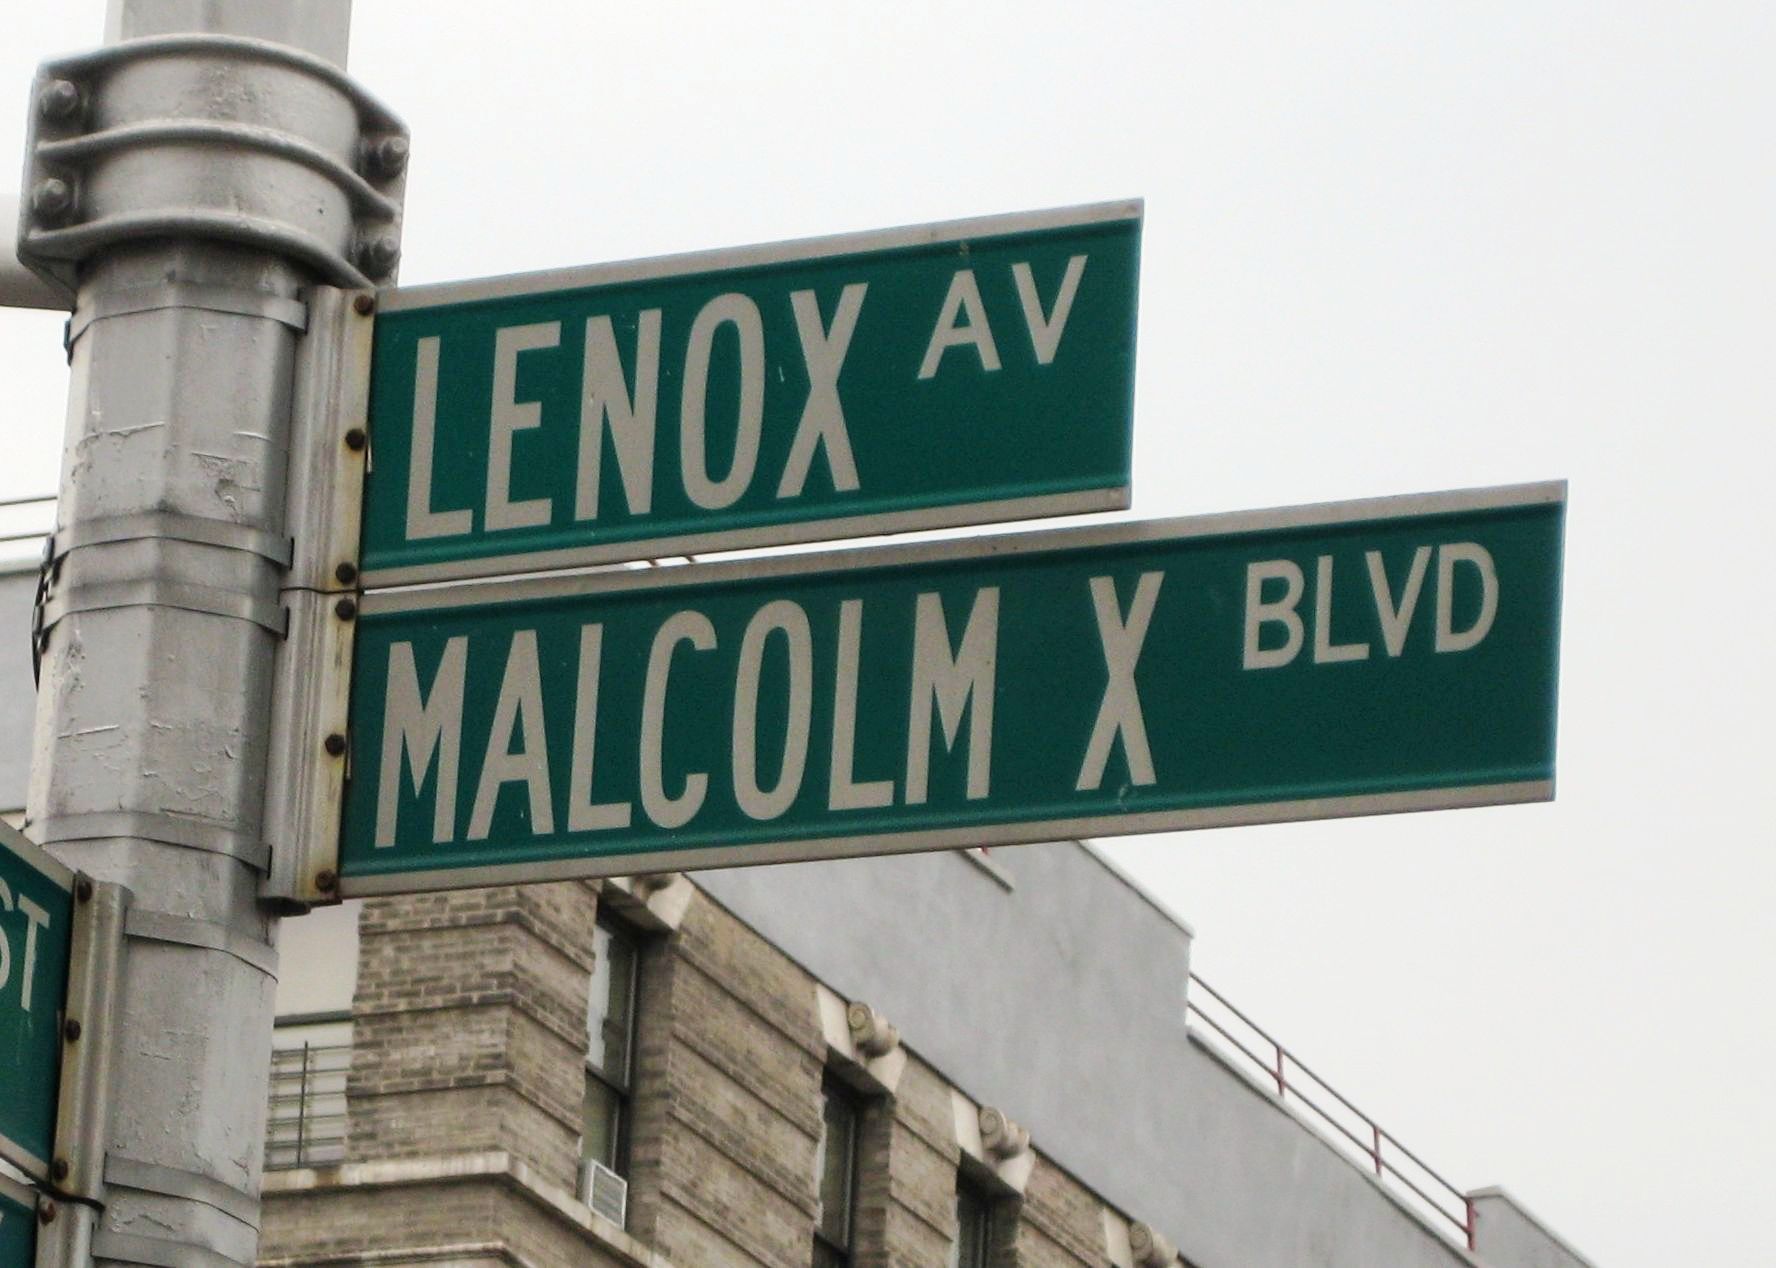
[352,293,376,317]
[358,233,401,280]
[50,1159,70,1183]
[344,427,368,451]
[37,79,82,122]
[335,561,358,585]
[366,134,409,179]
[63,1018,81,1042]
[314,870,339,894]
[31,178,75,224]
[76,878,94,904]
[324,732,347,757]
[38,1199,56,1225]
[334,597,357,621]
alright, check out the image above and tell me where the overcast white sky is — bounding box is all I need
[4,4,1772,1266]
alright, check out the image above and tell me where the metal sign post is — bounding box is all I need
[340,482,1564,895]
[16,1,403,1261]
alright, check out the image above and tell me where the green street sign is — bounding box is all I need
[0,822,72,1183]
[0,1174,37,1268]
[362,202,1141,586]
[340,482,1564,895]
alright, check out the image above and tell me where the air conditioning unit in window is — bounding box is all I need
[581,1160,628,1228]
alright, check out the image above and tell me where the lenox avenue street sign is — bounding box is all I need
[0,1173,36,1268]
[339,482,1564,895]
[360,202,1141,586]
[0,822,72,1183]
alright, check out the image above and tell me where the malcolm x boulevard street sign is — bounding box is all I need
[339,482,1565,895]
[0,821,73,1182]
[360,202,1141,585]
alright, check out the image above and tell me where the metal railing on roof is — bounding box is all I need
[1185,973,1476,1252]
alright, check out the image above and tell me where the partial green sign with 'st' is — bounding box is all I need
[363,202,1141,585]
[0,822,72,1183]
[341,483,1564,895]
[0,1175,37,1268]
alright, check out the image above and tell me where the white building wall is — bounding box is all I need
[1472,1189,1597,1268]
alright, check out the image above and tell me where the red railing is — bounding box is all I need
[1184,973,1476,1252]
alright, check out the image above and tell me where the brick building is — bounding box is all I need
[251,844,1592,1268]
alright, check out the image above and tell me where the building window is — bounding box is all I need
[951,1174,995,1268]
[265,1013,352,1170]
[812,1080,860,1267]
[583,917,639,1179]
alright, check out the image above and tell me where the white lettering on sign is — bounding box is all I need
[1242,544,1500,670]
[828,598,894,811]
[1242,560,1306,670]
[576,311,663,520]
[1436,543,1498,652]
[468,630,554,839]
[779,284,867,499]
[682,294,766,510]
[640,611,718,828]
[487,324,560,531]
[732,601,815,821]
[1313,555,1370,664]
[919,258,1091,380]
[1076,572,1163,792]
[0,878,52,1015]
[404,256,1093,546]
[1012,255,1087,365]
[405,337,473,541]
[1366,546,1431,657]
[918,269,1002,380]
[905,588,1000,804]
[569,625,632,832]
[376,638,468,846]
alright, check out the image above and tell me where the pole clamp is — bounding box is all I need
[66,282,309,347]
[123,910,277,979]
[103,1156,260,1232]
[37,579,286,639]
[18,34,407,302]
[36,810,272,874]
[49,512,294,568]
[89,1231,251,1268]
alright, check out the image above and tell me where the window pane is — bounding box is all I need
[814,1086,857,1249]
[588,923,637,1085]
[952,1181,992,1268]
[583,1075,623,1171]
[584,918,639,1177]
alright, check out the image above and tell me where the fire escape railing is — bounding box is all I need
[265,1035,351,1170]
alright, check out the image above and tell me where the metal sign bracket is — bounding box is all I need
[260,286,374,908]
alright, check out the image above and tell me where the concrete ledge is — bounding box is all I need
[263,1151,676,1268]
[1467,1187,1596,1268]
[258,1241,517,1266]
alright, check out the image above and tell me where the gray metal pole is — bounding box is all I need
[19,3,398,1262]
